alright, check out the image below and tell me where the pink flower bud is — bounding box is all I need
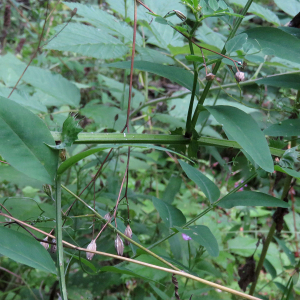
[115,234,124,256]
[86,239,97,260]
[124,225,133,246]
[235,71,245,82]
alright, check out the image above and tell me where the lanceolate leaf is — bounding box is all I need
[152,197,186,228]
[174,225,219,257]
[0,227,56,274]
[256,74,300,90]
[274,165,300,180]
[219,191,290,208]
[206,105,274,173]
[244,27,300,64]
[179,160,220,203]
[264,119,300,137]
[0,97,58,184]
[105,61,200,95]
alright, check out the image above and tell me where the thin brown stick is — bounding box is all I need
[0,212,262,300]
[8,1,50,98]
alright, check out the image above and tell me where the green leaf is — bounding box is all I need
[263,258,277,279]
[101,266,162,284]
[227,0,280,25]
[208,0,219,10]
[264,119,300,137]
[279,147,299,169]
[279,27,300,39]
[219,191,290,208]
[63,1,143,45]
[274,237,296,265]
[0,227,56,274]
[0,54,80,107]
[205,105,274,173]
[105,61,200,95]
[274,165,300,180]
[0,97,58,184]
[149,283,169,300]
[225,33,248,54]
[174,225,219,257]
[179,160,220,203]
[49,115,83,150]
[45,23,129,60]
[256,74,300,90]
[152,196,186,228]
[244,27,300,64]
[163,175,182,204]
[274,0,300,17]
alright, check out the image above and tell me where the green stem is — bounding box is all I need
[61,184,180,271]
[50,132,285,157]
[249,150,295,295]
[56,176,68,300]
[185,21,200,136]
[188,0,254,135]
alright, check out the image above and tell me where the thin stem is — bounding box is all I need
[129,70,300,118]
[0,213,261,300]
[8,1,50,98]
[60,185,179,271]
[125,0,137,133]
[142,172,257,252]
[189,0,254,135]
[55,176,68,300]
[249,163,295,295]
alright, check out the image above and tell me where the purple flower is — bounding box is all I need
[182,233,192,241]
[234,180,247,191]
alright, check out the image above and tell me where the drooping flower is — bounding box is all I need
[182,233,192,241]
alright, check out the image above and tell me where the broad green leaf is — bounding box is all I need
[45,23,129,60]
[152,196,186,228]
[174,225,219,257]
[208,0,219,11]
[63,2,143,45]
[225,33,248,54]
[219,191,290,208]
[49,115,82,150]
[227,0,280,25]
[274,165,300,180]
[23,67,81,108]
[0,97,58,184]
[0,54,80,107]
[135,46,175,64]
[0,227,56,274]
[279,27,300,39]
[179,160,220,203]
[205,105,274,173]
[256,74,300,90]
[274,0,300,17]
[244,27,300,64]
[105,61,200,95]
[162,175,182,204]
[274,237,296,265]
[264,119,300,137]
